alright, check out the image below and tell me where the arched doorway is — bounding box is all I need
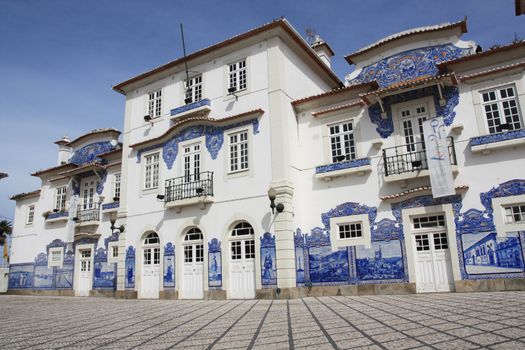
[141,232,160,299]
[181,227,204,299]
[229,222,256,299]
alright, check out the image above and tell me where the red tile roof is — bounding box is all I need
[10,189,40,201]
[291,82,378,106]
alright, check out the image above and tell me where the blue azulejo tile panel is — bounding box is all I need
[208,238,222,288]
[69,141,115,165]
[101,202,119,210]
[34,265,54,288]
[470,129,525,146]
[170,98,211,116]
[308,246,350,283]
[125,246,135,289]
[260,233,277,287]
[163,243,175,288]
[55,265,74,288]
[295,246,307,284]
[462,231,525,275]
[355,241,404,281]
[93,262,116,289]
[47,211,69,220]
[350,44,471,88]
[315,158,370,174]
[8,264,35,289]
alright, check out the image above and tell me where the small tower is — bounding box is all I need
[310,35,335,68]
[54,135,71,165]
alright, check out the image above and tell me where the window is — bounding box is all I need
[329,121,356,163]
[144,153,160,189]
[183,143,201,182]
[228,59,247,92]
[144,232,160,245]
[147,89,162,118]
[55,186,67,211]
[415,234,430,251]
[413,215,445,229]
[48,248,63,267]
[185,75,202,103]
[113,173,121,200]
[481,85,522,134]
[108,244,119,263]
[229,130,249,173]
[27,205,34,225]
[433,233,448,250]
[338,223,362,239]
[504,204,525,224]
[231,222,254,236]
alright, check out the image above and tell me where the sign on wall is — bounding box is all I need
[423,117,455,198]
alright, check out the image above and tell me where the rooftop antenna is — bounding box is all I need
[180,23,193,104]
[305,27,317,44]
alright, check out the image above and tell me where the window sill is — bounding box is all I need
[470,129,525,154]
[315,158,371,181]
[165,196,214,212]
[170,98,211,121]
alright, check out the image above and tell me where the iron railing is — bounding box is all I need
[75,203,100,223]
[382,136,457,177]
[165,171,214,203]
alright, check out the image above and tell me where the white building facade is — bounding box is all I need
[7,18,525,298]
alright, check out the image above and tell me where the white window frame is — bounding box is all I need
[48,247,63,267]
[227,128,250,175]
[108,243,119,263]
[329,214,371,251]
[328,120,357,163]
[228,58,247,92]
[179,139,203,180]
[113,173,121,200]
[55,186,67,211]
[480,84,523,134]
[147,89,162,119]
[493,194,525,235]
[337,222,363,240]
[143,151,160,191]
[184,74,203,104]
[26,205,35,225]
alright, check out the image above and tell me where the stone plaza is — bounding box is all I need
[1,292,525,349]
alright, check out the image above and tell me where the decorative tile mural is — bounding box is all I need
[136,117,260,169]
[260,232,277,287]
[462,232,525,275]
[208,238,222,288]
[125,246,135,289]
[355,241,404,281]
[294,230,307,285]
[350,44,471,88]
[33,253,54,289]
[93,247,116,289]
[8,264,34,289]
[69,141,115,165]
[163,243,175,288]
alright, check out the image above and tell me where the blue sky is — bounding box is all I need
[0,0,522,221]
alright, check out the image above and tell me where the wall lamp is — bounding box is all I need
[228,87,239,101]
[156,194,165,201]
[267,187,284,214]
[109,212,125,233]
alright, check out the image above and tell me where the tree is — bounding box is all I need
[0,220,12,247]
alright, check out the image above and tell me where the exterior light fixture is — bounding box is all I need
[156,194,165,201]
[113,196,120,202]
[196,187,204,196]
[267,187,284,214]
[411,160,422,168]
[144,115,152,122]
[497,123,511,132]
[184,90,193,105]
[228,87,239,101]
[335,155,346,162]
[109,212,125,233]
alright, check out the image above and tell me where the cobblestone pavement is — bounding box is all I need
[1,292,525,349]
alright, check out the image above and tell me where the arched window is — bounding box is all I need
[144,232,160,245]
[184,227,203,241]
[231,222,254,237]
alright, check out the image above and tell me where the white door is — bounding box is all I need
[414,229,454,293]
[78,249,92,297]
[229,222,256,299]
[399,104,428,171]
[141,232,160,299]
[181,228,204,299]
[182,244,204,299]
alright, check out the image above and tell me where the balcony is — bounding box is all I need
[163,171,214,211]
[170,98,211,122]
[382,137,457,183]
[73,203,100,226]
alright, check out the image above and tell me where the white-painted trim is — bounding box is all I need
[329,214,371,251]
[48,247,64,268]
[492,194,525,236]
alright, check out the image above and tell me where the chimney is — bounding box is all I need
[54,135,71,165]
[310,35,335,68]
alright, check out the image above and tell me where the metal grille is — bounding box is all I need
[382,136,457,176]
[164,171,213,203]
[76,203,100,223]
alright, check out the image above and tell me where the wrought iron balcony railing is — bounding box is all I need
[164,171,214,203]
[74,203,100,223]
[382,136,457,177]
